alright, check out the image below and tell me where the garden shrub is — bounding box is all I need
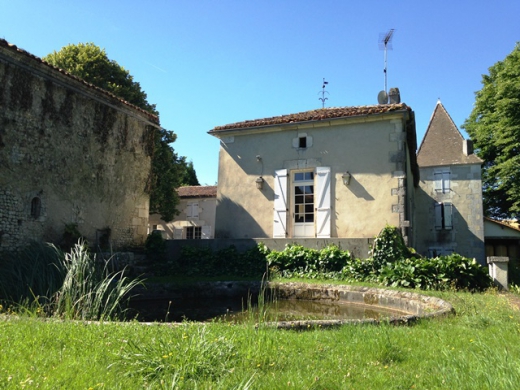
[266,244,353,276]
[370,225,413,270]
[378,253,491,291]
[173,244,267,278]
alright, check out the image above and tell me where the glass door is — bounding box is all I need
[293,171,315,237]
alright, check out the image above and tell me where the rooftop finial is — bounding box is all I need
[318,78,329,108]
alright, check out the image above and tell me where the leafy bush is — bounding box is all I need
[370,225,413,269]
[266,244,353,275]
[170,244,267,278]
[378,254,491,291]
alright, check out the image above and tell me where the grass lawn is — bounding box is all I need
[2,287,520,389]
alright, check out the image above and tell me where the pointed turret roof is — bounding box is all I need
[417,101,482,167]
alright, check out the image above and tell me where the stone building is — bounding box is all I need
[0,39,160,252]
[149,185,217,239]
[414,101,485,263]
[208,104,418,245]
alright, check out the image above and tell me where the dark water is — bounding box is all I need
[128,295,407,323]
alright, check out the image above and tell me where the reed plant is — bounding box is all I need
[0,240,142,321]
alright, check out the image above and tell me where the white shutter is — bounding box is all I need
[191,203,199,219]
[315,166,331,238]
[434,202,443,230]
[173,228,183,239]
[273,169,288,238]
[201,225,211,239]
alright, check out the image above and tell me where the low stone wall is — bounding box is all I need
[131,281,454,328]
[267,282,455,329]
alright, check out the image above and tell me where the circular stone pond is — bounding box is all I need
[128,281,454,328]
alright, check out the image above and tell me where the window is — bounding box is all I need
[434,169,451,194]
[435,202,453,230]
[30,197,41,219]
[186,226,201,239]
[186,202,199,219]
[292,134,313,149]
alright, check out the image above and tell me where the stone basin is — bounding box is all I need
[267,282,455,329]
[129,281,454,328]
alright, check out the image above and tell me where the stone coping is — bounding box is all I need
[264,282,455,330]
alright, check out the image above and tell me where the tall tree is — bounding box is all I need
[463,43,520,219]
[44,43,180,222]
[179,158,200,186]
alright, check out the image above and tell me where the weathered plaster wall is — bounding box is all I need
[0,43,156,252]
[214,113,413,239]
[149,197,216,239]
[414,164,485,263]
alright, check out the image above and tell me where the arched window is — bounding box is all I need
[31,197,41,219]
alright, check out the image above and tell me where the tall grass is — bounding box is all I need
[3,289,519,389]
[0,240,142,321]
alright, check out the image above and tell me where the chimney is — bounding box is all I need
[463,139,474,156]
[388,88,401,104]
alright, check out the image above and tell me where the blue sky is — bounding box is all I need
[1,1,519,185]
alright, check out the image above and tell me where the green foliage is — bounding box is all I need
[148,128,183,222]
[114,325,239,384]
[0,240,142,320]
[378,254,491,291]
[463,43,520,218]
[265,228,491,291]
[0,241,64,305]
[266,244,353,278]
[145,231,167,262]
[52,241,142,320]
[179,158,201,186]
[43,43,156,114]
[156,244,267,278]
[3,291,520,389]
[371,225,413,269]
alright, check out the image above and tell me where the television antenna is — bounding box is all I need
[378,29,395,103]
[318,78,329,108]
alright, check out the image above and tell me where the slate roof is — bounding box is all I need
[417,101,482,167]
[0,39,159,124]
[177,186,217,198]
[209,104,411,132]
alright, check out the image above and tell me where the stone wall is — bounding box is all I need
[0,41,158,252]
[414,164,485,263]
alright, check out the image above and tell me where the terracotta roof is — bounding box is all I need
[209,104,411,132]
[417,101,482,167]
[177,186,217,198]
[0,39,159,124]
[485,217,520,232]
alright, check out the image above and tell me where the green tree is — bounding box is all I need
[44,43,181,222]
[463,43,520,219]
[44,43,157,114]
[179,158,200,186]
[149,129,182,222]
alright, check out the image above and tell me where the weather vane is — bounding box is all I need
[318,78,329,108]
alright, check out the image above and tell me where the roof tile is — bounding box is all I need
[210,104,411,132]
[177,186,217,198]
